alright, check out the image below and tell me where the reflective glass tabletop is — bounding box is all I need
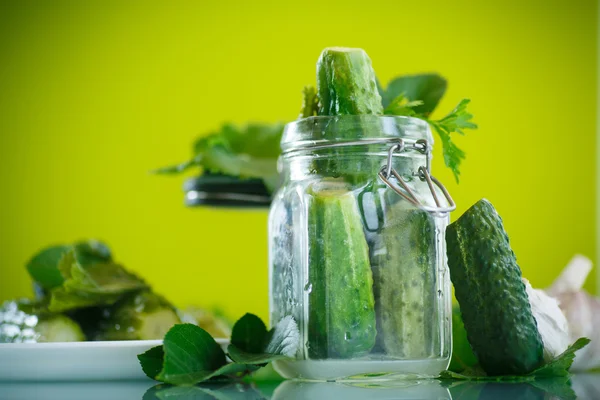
[0,374,598,400]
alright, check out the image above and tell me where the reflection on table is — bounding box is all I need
[0,374,598,400]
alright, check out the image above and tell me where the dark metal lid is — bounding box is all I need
[183,173,272,208]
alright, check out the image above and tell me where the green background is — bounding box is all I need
[0,0,597,322]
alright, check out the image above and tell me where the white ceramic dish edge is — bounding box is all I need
[0,338,229,381]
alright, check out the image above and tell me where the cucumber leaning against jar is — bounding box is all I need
[446,199,545,375]
[307,180,377,359]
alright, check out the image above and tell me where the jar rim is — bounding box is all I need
[281,115,433,153]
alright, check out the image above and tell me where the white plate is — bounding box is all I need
[0,339,229,381]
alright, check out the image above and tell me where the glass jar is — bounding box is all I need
[268,116,454,381]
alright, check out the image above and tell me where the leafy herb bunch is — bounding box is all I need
[157,75,476,186]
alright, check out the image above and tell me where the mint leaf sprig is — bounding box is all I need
[153,123,285,192]
[138,313,299,386]
[26,240,148,313]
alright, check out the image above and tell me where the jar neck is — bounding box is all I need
[280,146,429,186]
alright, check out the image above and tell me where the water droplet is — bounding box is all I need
[304,283,312,293]
[344,332,352,340]
[438,289,443,297]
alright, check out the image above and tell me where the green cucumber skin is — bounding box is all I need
[317,47,383,116]
[371,207,436,358]
[95,291,180,341]
[314,48,384,184]
[446,199,544,375]
[308,186,377,359]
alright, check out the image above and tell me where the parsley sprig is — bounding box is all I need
[379,74,478,182]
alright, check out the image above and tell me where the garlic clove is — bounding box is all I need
[523,278,570,362]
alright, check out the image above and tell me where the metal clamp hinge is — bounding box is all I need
[378,140,456,214]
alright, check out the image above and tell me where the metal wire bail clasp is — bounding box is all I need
[378,140,456,214]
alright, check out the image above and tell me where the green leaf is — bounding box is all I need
[154,361,259,385]
[48,287,122,312]
[379,74,447,116]
[230,313,268,354]
[195,124,283,191]
[48,250,148,312]
[208,362,261,379]
[56,249,77,280]
[149,324,260,385]
[434,99,477,135]
[156,324,228,385]
[144,385,217,400]
[445,381,485,399]
[440,338,591,381]
[65,261,146,294]
[143,383,265,400]
[299,85,318,119]
[139,315,298,386]
[383,93,424,116]
[226,345,287,365]
[529,377,577,400]
[446,378,577,400]
[529,337,591,378]
[26,240,113,290]
[152,156,202,175]
[138,345,165,380]
[380,79,476,182]
[26,245,71,289]
[263,315,299,357]
[155,123,284,193]
[227,315,299,365]
[430,123,466,183]
[427,99,477,182]
[73,240,112,266]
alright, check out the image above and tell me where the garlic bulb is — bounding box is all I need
[547,255,593,296]
[523,278,570,361]
[555,290,600,371]
[546,255,600,372]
